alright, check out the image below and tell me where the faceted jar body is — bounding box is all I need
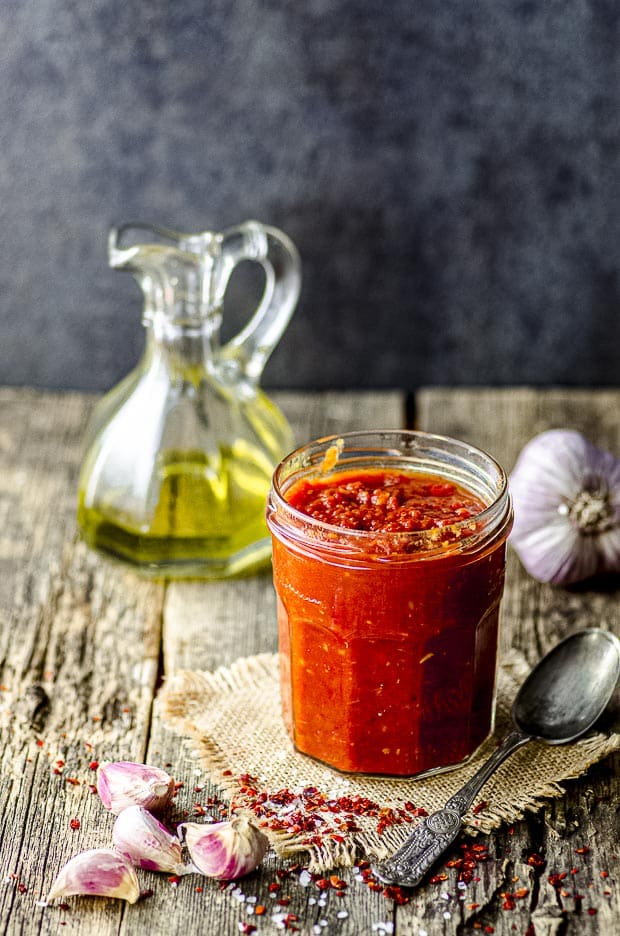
[267,431,513,777]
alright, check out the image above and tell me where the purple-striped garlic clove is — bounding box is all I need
[46,848,140,903]
[112,805,188,874]
[179,815,269,881]
[96,761,175,815]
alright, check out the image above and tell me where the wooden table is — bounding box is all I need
[0,387,617,936]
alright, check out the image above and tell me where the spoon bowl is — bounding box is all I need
[373,628,620,889]
[513,628,620,743]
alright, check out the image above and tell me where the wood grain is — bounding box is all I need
[0,386,617,936]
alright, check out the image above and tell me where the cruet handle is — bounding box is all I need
[215,221,301,382]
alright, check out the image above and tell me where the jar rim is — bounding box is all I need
[268,428,512,558]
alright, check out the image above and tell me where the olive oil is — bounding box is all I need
[78,441,275,577]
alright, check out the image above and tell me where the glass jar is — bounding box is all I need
[266,430,513,777]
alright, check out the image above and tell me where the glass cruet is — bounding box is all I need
[77,220,301,578]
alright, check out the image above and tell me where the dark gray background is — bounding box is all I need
[0,0,618,392]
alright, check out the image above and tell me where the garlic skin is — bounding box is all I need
[97,761,175,815]
[46,848,140,903]
[179,815,269,880]
[113,805,188,874]
[509,430,620,584]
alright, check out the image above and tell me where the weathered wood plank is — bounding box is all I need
[0,389,165,935]
[132,391,405,936]
[409,387,620,936]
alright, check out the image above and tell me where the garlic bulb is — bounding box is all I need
[179,815,269,880]
[509,429,620,584]
[46,848,140,903]
[113,806,188,874]
[97,761,175,815]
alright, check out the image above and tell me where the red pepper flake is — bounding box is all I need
[428,873,448,884]
[69,819,80,831]
[254,905,266,916]
[468,902,480,910]
[17,883,27,894]
[56,760,65,768]
[587,908,598,916]
[222,769,233,776]
[329,875,346,890]
[88,761,99,771]
[92,716,101,722]
[382,884,410,904]
[570,867,579,874]
[238,925,256,935]
[58,903,70,911]
[65,777,80,786]
[548,872,568,888]
[195,886,203,893]
[404,803,428,817]
[502,895,516,910]
[527,852,545,868]
[473,800,488,816]
[484,927,495,934]
[268,882,281,893]
[277,896,292,906]
[168,875,181,885]
[575,846,590,855]
[35,740,44,748]
[139,889,154,901]
[514,887,529,899]
[600,870,609,879]
[174,781,184,790]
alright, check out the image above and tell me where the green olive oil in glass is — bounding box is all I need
[77,222,300,578]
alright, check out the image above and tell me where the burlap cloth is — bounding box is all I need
[160,651,619,872]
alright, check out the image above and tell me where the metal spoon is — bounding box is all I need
[372,628,620,889]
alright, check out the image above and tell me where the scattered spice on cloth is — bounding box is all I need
[160,651,619,872]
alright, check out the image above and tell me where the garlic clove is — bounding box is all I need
[46,847,140,903]
[112,805,188,874]
[97,761,175,815]
[179,815,269,881]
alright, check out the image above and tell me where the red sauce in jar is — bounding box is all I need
[268,450,512,778]
[286,469,485,533]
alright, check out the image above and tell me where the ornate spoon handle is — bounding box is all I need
[372,729,530,888]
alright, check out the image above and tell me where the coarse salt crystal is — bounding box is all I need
[337,910,349,919]
[299,870,313,887]
[443,911,451,919]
